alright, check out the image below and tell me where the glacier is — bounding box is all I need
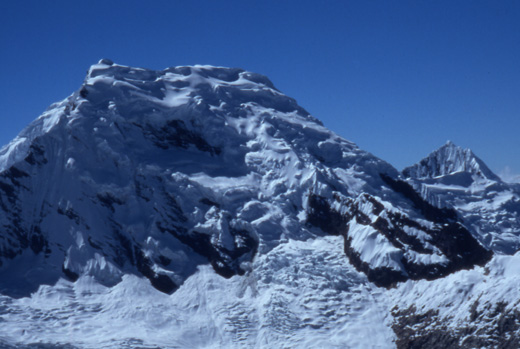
[0,60,518,348]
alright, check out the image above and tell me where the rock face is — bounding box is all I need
[0,61,515,348]
[306,184,491,288]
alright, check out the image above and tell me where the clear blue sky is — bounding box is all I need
[1,1,519,176]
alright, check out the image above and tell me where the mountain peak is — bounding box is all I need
[403,141,500,181]
[1,61,512,348]
[0,61,490,299]
[444,140,456,148]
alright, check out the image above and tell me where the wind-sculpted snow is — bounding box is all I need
[404,142,520,254]
[0,61,510,347]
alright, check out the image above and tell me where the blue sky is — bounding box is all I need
[1,1,519,176]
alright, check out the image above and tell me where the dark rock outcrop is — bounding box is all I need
[307,176,492,288]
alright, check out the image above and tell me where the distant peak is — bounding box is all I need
[403,142,500,181]
[440,141,468,155]
[444,140,455,147]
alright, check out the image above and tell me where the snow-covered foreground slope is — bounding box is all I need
[0,61,517,347]
[1,240,519,348]
[0,236,396,348]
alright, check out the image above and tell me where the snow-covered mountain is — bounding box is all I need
[403,141,520,254]
[402,140,500,181]
[0,61,518,348]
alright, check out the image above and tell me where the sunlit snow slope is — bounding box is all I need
[0,61,517,348]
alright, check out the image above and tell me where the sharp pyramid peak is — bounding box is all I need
[403,141,500,181]
[443,140,458,148]
[439,140,466,152]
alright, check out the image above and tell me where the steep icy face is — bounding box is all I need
[1,60,333,296]
[0,61,490,300]
[403,142,520,254]
[402,141,500,182]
